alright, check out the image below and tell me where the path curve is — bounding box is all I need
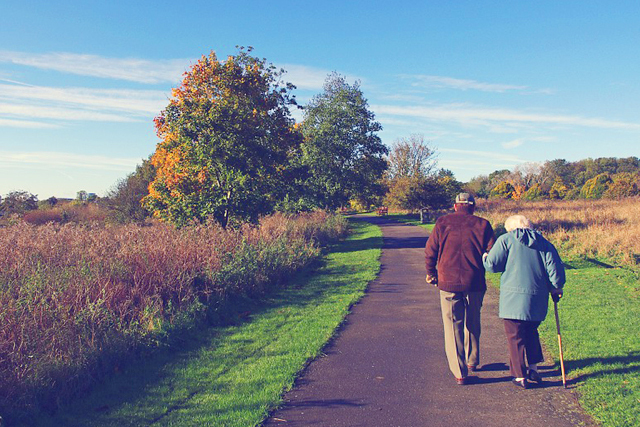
[264,216,593,427]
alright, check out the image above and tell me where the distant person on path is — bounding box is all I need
[483,214,565,389]
[424,193,495,385]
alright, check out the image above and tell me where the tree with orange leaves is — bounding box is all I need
[144,47,302,227]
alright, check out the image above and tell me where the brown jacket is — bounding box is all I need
[424,211,495,292]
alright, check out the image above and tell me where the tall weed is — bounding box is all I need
[477,198,640,265]
[0,211,347,420]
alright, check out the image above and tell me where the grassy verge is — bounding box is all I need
[32,219,382,427]
[387,212,436,232]
[487,258,640,427]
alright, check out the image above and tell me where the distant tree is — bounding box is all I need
[143,47,302,227]
[489,181,515,199]
[580,173,612,199]
[1,191,38,215]
[300,73,388,210]
[384,169,461,211]
[548,178,569,200]
[386,134,437,180]
[76,190,88,203]
[464,174,492,198]
[541,159,573,187]
[616,156,640,174]
[107,157,156,223]
[603,172,639,199]
[521,184,547,201]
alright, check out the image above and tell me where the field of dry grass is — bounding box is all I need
[477,197,640,267]
[0,211,347,420]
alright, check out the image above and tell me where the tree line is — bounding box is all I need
[466,157,640,200]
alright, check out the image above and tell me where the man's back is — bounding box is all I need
[424,211,494,293]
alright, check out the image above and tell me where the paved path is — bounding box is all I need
[264,217,593,427]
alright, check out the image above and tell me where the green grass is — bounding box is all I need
[387,212,436,231]
[487,258,640,427]
[32,219,382,427]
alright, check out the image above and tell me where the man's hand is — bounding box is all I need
[551,289,563,302]
[482,252,488,262]
[426,274,438,286]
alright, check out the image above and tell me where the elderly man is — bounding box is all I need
[424,193,495,384]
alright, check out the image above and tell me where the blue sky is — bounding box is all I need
[1,1,639,199]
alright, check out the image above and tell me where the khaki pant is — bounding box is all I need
[439,290,485,379]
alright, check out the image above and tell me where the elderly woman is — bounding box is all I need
[483,215,565,389]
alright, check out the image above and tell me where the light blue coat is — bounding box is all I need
[483,229,565,321]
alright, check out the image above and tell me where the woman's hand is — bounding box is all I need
[551,289,563,302]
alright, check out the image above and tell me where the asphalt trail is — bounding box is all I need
[264,216,593,427]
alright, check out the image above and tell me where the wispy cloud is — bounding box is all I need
[401,74,528,93]
[0,50,190,84]
[0,151,140,171]
[280,64,331,90]
[502,139,524,149]
[0,118,59,129]
[373,103,640,130]
[439,148,528,174]
[0,84,168,115]
[0,82,169,127]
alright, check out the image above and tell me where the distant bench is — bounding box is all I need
[377,206,388,216]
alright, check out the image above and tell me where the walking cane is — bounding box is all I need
[553,299,567,388]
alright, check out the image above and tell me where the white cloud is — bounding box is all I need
[502,139,524,149]
[373,103,640,130]
[0,50,190,84]
[0,84,168,115]
[0,118,59,129]
[280,64,331,90]
[401,74,528,93]
[0,151,140,171]
[0,102,140,122]
[0,83,169,127]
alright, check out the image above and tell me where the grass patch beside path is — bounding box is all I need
[487,258,640,427]
[387,213,436,232]
[33,219,382,427]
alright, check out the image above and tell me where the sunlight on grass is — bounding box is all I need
[387,212,436,231]
[35,220,382,427]
[488,258,639,427]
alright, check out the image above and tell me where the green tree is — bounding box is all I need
[603,172,639,199]
[489,181,515,199]
[107,157,156,223]
[521,184,546,201]
[301,73,388,210]
[548,178,569,200]
[1,191,38,216]
[464,174,492,198]
[143,48,302,227]
[580,173,612,199]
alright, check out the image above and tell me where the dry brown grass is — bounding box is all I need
[0,211,347,418]
[477,197,640,265]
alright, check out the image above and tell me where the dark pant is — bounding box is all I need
[503,319,543,379]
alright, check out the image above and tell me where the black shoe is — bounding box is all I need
[528,370,543,383]
[511,378,529,389]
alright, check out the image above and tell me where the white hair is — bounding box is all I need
[504,215,532,232]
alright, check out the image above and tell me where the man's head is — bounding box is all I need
[454,192,475,213]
